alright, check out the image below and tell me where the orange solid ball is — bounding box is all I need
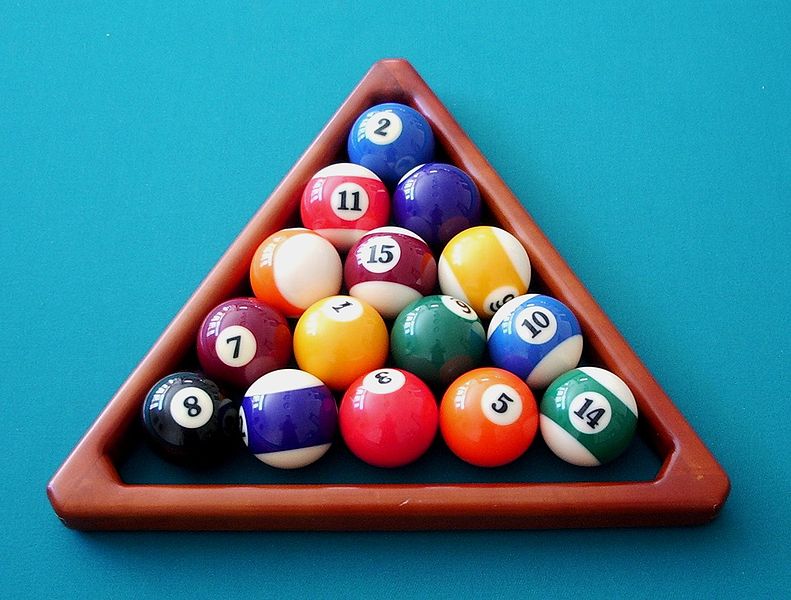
[440,367,538,467]
[294,296,389,391]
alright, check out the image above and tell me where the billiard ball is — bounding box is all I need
[344,226,437,319]
[440,368,538,467]
[249,228,342,318]
[300,163,390,251]
[293,295,388,391]
[540,367,638,466]
[339,368,438,468]
[487,294,583,389]
[196,297,292,390]
[141,371,238,466]
[347,102,435,186]
[392,163,481,248]
[240,369,337,469]
[390,295,486,386]
[438,225,531,318]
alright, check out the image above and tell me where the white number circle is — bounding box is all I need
[362,369,406,395]
[170,387,213,429]
[481,384,523,426]
[321,297,364,322]
[484,286,519,317]
[330,182,370,220]
[515,306,558,344]
[440,295,477,321]
[215,324,257,367]
[364,110,403,145]
[358,235,401,273]
[569,392,612,434]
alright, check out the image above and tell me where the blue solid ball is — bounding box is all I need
[392,162,481,248]
[487,294,583,389]
[240,369,337,469]
[347,102,435,186]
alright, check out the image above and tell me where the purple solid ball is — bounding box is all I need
[392,163,482,248]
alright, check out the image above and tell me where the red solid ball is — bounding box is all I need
[196,297,292,390]
[300,163,390,251]
[339,368,438,468]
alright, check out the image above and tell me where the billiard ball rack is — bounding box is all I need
[47,59,730,530]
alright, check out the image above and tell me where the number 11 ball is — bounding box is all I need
[440,368,538,467]
[300,163,390,251]
[347,102,435,186]
[540,367,638,467]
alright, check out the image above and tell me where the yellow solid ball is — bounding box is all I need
[293,295,389,391]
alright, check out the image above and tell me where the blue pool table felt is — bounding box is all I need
[2,3,789,598]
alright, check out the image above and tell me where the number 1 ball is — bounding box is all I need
[347,102,435,186]
[440,368,538,467]
[142,372,238,466]
[540,367,638,467]
[196,297,292,389]
[300,163,390,251]
[339,368,438,468]
[344,226,437,319]
[487,294,583,389]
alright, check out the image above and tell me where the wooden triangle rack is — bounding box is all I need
[47,59,730,530]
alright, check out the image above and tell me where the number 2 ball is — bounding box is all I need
[344,226,437,319]
[300,163,390,251]
[142,372,238,466]
[196,297,292,389]
[347,102,435,186]
[339,368,438,468]
[240,369,337,469]
[540,367,638,467]
[487,294,583,389]
[440,368,538,467]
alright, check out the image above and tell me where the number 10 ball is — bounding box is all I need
[540,367,638,467]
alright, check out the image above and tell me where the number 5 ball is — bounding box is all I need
[440,368,538,467]
[438,226,531,318]
[487,294,583,389]
[300,163,390,251]
[294,296,389,391]
[540,367,638,466]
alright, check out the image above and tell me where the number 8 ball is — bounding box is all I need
[142,371,239,466]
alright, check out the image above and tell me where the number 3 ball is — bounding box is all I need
[440,368,538,467]
[249,228,342,318]
[300,163,390,251]
[142,372,238,466]
[487,294,583,389]
[344,226,437,319]
[540,367,638,467]
[339,368,438,468]
[294,296,389,391]
[347,102,435,186]
[240,369,337,469]
[196,297,292,389]
[438,226,531,318]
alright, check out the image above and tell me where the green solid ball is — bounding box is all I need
[540,367,638,466]
[391,295,486,386]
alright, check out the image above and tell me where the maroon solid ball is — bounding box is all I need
[196,297,292,389]
[344,226,437,319]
